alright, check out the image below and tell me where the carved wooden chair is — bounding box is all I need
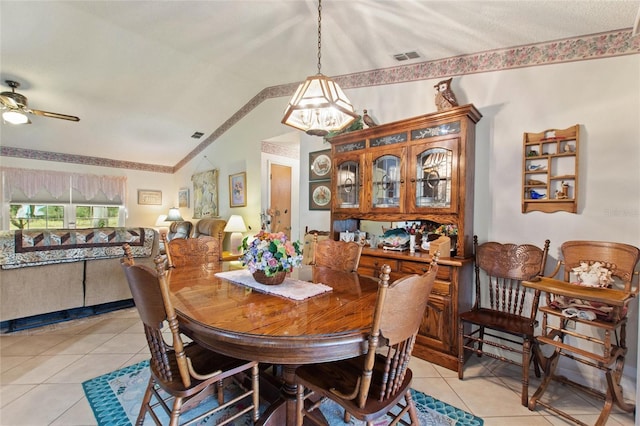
[311,233,363,272]
[458,236,550,407]
[165,235,222,268]
[523,240,640,425]
[295,257,438,425]
[120,255,260,426]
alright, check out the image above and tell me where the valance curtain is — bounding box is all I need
[2,167,127,203]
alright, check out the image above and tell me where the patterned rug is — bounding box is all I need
[83,361,483,426]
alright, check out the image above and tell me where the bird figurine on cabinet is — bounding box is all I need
[434,78,458,111]
[362,109,378,128]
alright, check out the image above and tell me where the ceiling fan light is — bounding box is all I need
[282,74,358,136]
[2,110,31,125]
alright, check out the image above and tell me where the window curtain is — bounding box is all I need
[2,167,127,203]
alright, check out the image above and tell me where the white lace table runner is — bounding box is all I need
[215,269,332,301]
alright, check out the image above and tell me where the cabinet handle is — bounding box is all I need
[400,178,405,184]
[410,177,416,183]
[421,267,428,272]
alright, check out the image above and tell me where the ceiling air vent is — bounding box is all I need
[393,51,420,61]
[191,132,204,139]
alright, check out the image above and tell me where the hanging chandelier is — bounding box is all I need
[281,0,358,137]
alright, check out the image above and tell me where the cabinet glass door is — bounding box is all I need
[335,160,360,209]
[372,154,401,208]
[415,146,453,208]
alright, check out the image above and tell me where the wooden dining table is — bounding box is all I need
[166,263,381,426]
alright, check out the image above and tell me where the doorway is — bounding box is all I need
[269,164,292,238]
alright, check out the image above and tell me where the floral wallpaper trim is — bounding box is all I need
[3,30,638,173]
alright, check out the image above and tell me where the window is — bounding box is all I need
[74,205,121,228]
[9,204,65,230]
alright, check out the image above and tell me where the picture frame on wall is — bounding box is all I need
[137,189,162,205]
[178,188,189,208]
[192,169,219,218]
[309,181,331,210]
[229,172,247,207]
[309,149,332,181]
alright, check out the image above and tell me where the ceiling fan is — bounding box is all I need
[0,80,80,124]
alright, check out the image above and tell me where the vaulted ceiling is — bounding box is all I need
[1,1,638,169]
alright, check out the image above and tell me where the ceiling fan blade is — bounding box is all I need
[0,94,19,109]
[31,109,80,122]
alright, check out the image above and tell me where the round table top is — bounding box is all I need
[167,264,380,364]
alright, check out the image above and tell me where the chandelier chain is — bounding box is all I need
[317,0,322,74]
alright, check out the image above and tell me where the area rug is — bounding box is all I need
[83,361,483,426]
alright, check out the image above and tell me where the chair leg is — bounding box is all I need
[531,341,544,378]
[169,396,184,426]
[136,377,154,425]
[457,320,465,379]
[217,379,224,405]
[251,364,260,422]
[477,326,485,356]
[528,348,560,410]
[296,384,305,426]
[404,389,419,424]
[521,339,531,407]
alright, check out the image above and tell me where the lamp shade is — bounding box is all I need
[281,74,358,136]
[166,207,183,221]
[224,215,247,233]
[224,215,247,255]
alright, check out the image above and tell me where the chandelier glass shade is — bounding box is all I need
[281,0,358,136]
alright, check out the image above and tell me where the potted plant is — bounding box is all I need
[240,231,303,285]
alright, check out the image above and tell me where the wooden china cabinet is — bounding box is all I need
[327,104,482,371]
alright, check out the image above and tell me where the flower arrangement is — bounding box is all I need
[433,224,458,236]
[571,261,613,287]
[240,231,303,277]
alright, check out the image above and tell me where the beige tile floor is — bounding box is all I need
[0,308,635,426]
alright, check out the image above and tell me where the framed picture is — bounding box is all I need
[229,172,247,207]
[309,149,332,181]
[137,189,162,205]
[309,180,331,210]
[192,169,218,218]
[178,187,189,208]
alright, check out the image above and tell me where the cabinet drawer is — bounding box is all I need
[399,261,452,281]
[359,256,399,271]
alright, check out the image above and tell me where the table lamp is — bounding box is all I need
[155,214,169,238]
[166,207,184,222]
[224,215,247,255]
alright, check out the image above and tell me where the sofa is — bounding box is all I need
[0,227,159,329]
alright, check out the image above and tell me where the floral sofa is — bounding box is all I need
[0,227,159,328]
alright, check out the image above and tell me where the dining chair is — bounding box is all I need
[311,233,363,272]
[294,257,438,425]
[120,255,260,426]
[525,240,639,425]
[165,234,222,268]
[458,236,550,407]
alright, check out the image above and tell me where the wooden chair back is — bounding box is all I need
[166,235,222,268]
[474,237,550,317]
[312,234,363,272]
[559,240,640,293]
[356,259,438,407]
[120,256,192,387]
